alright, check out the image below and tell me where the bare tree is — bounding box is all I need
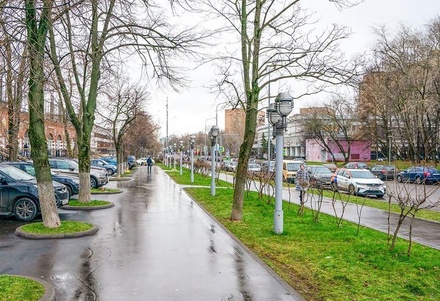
[97,78,149,177]
[48,1,204,202]
[301,96,359,163]
[0,2,28,161]
[196,0,362,221]
[387,180,440,256]
[25,0,61,228]
[362,21,440,163]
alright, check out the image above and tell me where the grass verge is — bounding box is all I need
[20,220,94,234]
[91,187,121,194]
[67,199,111,206]
[0,275,44,301]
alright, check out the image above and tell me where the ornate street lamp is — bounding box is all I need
[190,135,196,183]
[267,92,293,234]
[209,125,219,196]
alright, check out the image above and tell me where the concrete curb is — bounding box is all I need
[91,190,123,194]
[15,224,99,239]
[61,202,115,210]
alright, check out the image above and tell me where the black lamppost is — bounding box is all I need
[267,92,293,234]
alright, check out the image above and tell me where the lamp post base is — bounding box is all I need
[273,210,283,234]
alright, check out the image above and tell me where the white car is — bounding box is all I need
[330,168,386,198]
[247,163,262,173]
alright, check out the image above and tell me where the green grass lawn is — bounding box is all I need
[165,165,440,300]
[0,275,44,301]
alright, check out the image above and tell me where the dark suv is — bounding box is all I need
[1,162,80,199]
[0,165,69,221]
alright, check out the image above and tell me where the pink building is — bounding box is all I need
[306,138,371,162]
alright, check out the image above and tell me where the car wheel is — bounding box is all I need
[66,186,73,200]
[377,194,384,199]
[396,175,402,183]
[106,168,114,176]
[14,198,38,221]
[378,173,385,181]
[415,177,422,185]
[90,177,98,189]
[348,185,356,196]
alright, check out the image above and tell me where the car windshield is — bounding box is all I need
[310,166,332,174]
[286,163,302,171]
[1,165,35,181]
[350,170,376,179]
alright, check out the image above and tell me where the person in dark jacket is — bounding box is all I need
[147,156,153,172]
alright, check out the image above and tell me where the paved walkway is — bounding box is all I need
[218,173,440,250]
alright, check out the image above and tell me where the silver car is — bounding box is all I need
[48,158,108,188]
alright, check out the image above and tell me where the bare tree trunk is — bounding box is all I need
[25,0,61,228]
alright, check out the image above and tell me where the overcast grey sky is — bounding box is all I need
[148,0,440,138]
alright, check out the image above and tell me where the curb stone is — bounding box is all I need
[15,224,99,239]
[61,202,115,210]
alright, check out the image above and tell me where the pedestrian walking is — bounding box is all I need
[295,163,310,204]
[23,143,29,158]
[147,156,153,172]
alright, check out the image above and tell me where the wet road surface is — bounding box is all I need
[0,167,303,301]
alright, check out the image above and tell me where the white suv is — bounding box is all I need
[330,168,385,198]
[48,158,108,188]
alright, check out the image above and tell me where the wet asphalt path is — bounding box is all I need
[0,167,303,301]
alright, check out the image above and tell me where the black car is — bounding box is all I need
[0,165,69,221]
[1,162,80,199]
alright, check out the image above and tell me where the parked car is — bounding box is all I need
[261,160,276,173]
[344,162,369,169]
[226,161,238,172]
[370,165,399,181]
[247,163,262,173]
[48,158,108,188]
[282,160,305,183]
[396,166,440,184]
[136,157,148,166]
[127,155,136,169]
[100,156,117,166]
[0,165,69,221]
[91,158,117,176]
[307,165,333,189]
[1,161,80,200]
[322,163,337,173]
[330,168,386,198]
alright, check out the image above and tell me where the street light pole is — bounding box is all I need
[190,135,195,183]
[173,143,177,171]
[268,92,293,234]
[209,125,219,196]
[179,140,183,176]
